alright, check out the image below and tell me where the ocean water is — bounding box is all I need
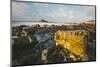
[11,21,78,27]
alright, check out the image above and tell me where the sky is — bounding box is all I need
[12,1,96,23]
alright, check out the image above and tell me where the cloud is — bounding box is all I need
[12,1,35,21]
[12,1,92,23]
[86,6,95,18]
[32,3,49,8]
[12,1,28,15]
[60,10,76,20]
[79,6,95,22]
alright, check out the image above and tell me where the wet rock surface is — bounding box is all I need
[12,24,96,66]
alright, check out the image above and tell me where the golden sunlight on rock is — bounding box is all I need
[54,30,88,61]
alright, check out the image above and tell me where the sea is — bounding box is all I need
[11,21,79,27]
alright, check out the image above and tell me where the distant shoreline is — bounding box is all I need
[11,21,80,27]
